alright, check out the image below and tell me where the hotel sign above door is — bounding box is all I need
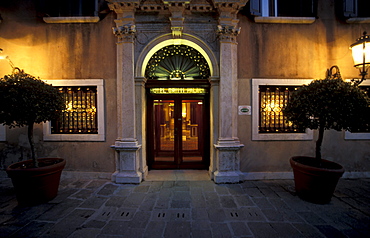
[150,88,207,94]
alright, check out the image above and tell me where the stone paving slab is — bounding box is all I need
[0,177,369,237]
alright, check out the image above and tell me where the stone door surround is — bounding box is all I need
[108,0,249,184]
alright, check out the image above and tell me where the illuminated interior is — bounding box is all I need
[153,99,203,163]
[52,86,98,134]
[259,86,302,133]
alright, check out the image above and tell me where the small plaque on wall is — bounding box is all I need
[238,105,251,115]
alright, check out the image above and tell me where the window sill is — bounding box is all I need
[252,131,313,141]
[254,16,316,24]
[346,18,370,24]
[43,16,100,24]
[42,132,105,142]
[345,131,370,140]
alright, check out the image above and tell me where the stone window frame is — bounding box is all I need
[344,0,370,23]
[250,0,316,24]
[43,79,105,141]
[42,0,100,23]
[251,78,314,141]
[344,79,370,140]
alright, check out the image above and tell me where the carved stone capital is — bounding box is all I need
[113,24,137,43]
[217,25,240,42]
[108,0,140,30]
[212,1,248,43]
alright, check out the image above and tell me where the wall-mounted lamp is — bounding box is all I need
[0,48,19,73]
[350,32,370,85]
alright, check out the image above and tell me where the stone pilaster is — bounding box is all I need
[209,76,220,180]
[213,0,248,183]
[109,0,142,184]
[135,76,149,180]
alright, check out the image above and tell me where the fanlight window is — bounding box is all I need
[145,45,210,80]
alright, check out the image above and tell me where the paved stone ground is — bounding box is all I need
[0,177,369,238]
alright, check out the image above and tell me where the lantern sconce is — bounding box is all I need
[350,31,370,85]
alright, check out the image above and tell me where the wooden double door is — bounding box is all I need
[147,94,209,169]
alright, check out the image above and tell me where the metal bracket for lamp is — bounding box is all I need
[326,65,343,80]
[0,48,21,74]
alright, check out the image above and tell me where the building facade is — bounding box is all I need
[0,0,369,183]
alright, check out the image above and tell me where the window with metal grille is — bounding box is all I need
[51,86,98,134]
[259,85,304,133]
[343,0,370,18]
[345,84,370,139]
[249,0,317,17]
[351,85,370,133]
[40,0,98,17]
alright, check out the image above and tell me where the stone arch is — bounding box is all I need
[136,33,219,79]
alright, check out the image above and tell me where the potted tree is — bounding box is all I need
[0,69,66,206]
[283,66,370,204]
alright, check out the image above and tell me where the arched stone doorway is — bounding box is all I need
[133,34,220,181]
[109,0,248,184]
[144,44,211,169]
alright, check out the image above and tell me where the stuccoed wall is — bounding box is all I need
[236,0,370,173]
[0,1,117,173]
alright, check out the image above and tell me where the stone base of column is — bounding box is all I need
[213,141,244,184]
[112,171,142,184]
[111,140,142,184]
[213,171,242,183]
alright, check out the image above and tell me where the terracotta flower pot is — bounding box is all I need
[290,156,344,204]
[6,158,66,206]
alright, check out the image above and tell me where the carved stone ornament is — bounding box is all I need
[113,24,137,42]
[107,0,140,14]
[217,24,240,42]
[163,1,190,38]
[108,1,248,41]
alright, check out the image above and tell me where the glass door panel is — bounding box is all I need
[153,100,175,162]
[149,96,208,169]
[181,100,203,162]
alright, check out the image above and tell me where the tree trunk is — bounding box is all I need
[315,126,324,166]
[28,123,38,167]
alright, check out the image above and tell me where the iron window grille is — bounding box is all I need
[51,86,98,134]
[351,85,370,133]
[259,85,304,133]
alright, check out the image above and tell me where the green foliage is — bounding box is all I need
[0,70,65,166]
[283,78,370,132]
[0,71,65,128]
